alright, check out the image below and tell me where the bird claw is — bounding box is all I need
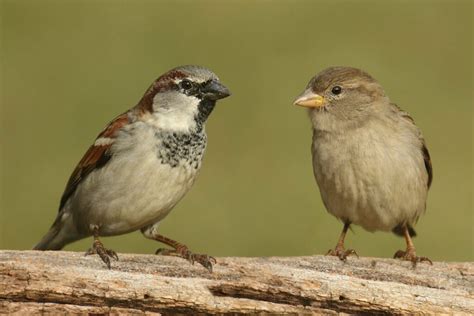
[326,247,359,262]
[155,246,216,272]
[393,249,432,267]
[105,249,119,261]
[85,241,119,269]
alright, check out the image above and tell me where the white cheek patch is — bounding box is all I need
[94,137,115,146]
[151,92,201,132]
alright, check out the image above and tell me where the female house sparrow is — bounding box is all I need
[294,67,432,265]
[34,65,231,271]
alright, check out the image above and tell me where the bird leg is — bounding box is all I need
[393,226,432,267]
[326,222,358,261]
[85,226,118,269]
[151,234,216,272]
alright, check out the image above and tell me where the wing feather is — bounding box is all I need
[421,141,433,188]
[59,112,130,210]
[390,103,433,189]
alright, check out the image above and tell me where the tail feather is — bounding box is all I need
[34,213,82,250]
[392,224,417,237]
[33,224,65,250]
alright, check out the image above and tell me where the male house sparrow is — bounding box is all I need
[34,65,231,271]
[294,66,432,265]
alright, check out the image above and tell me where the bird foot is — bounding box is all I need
[326,246,358,262]
[393,248,432,267]
[155,246,216,272]
[85,239,119,269]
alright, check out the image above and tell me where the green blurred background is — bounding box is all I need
[1,0,472,261]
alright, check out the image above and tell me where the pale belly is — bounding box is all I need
[71,153,199,235]
[312,129,428,232]
[68,125,203,236]
[70,152,199,235]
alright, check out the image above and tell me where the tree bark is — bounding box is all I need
[0,250,472,314]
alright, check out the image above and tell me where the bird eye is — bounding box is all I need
[331,86,342,95]
[179,79,193,90]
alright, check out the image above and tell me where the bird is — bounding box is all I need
[293,66,432,265]
[34,65,231,272]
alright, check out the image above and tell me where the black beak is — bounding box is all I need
[201,80,231,100]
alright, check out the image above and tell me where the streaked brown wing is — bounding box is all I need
[59,112,130,210]
[390,103,433,189]
[421,141,433,188]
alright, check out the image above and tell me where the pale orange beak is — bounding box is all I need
[293,90,325,108]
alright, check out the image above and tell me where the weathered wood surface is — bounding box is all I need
[0,250,473,314]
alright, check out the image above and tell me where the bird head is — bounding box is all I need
[137,65,231,132]
[294,66,386,115]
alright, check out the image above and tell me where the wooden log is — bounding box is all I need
[0,250,472,314]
